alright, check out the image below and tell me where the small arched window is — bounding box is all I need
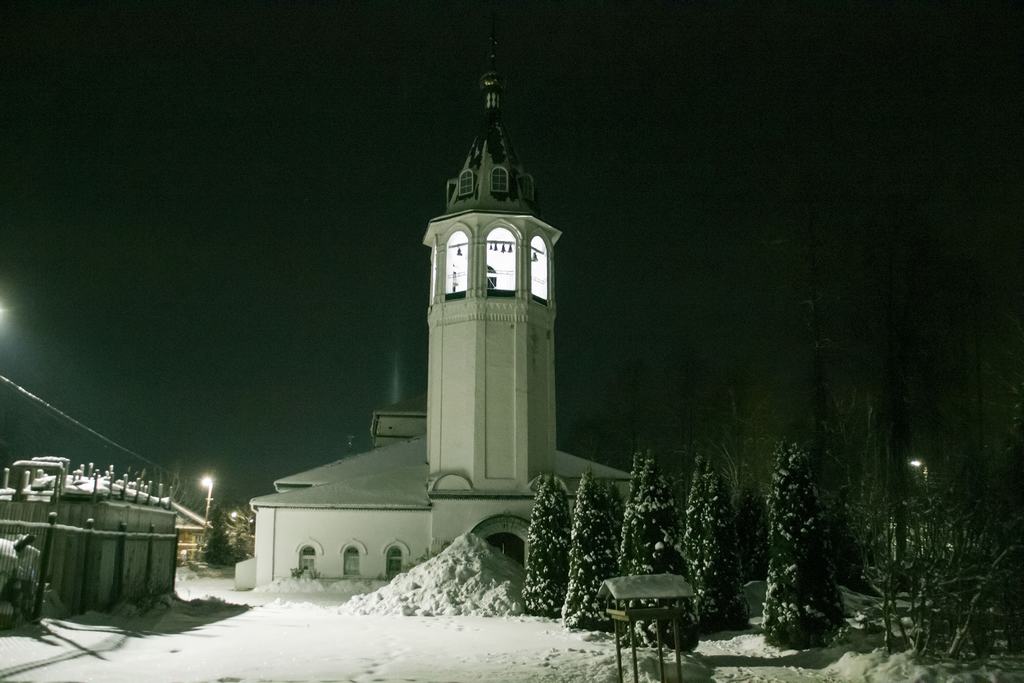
[343,547,360,577]
[530,236,548,303]
[519,175,534,201]
[486,227,516,296]
[458,170,474,197]
[298,546,316,574]
[385,546,403,579]
[445,231,469,300]
[491,167,508,194]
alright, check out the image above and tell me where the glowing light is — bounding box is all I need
[201,476,213,489]
[909,459,923,468]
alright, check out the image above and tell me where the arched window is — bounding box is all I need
[298,546,316,574]
[458,170,474,197]
[519,175,534,201]
[343,547,360,576]
[490,167,508,194]
[385,546,403,579]
[445,231,469,299]
[530,236,548,303]
[486,227,516,296]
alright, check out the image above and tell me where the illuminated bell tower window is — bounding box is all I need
[530,236,548,303]
[486,227,516,296]
[445,231,469,300]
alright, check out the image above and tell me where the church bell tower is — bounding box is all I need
[423,50,560,494]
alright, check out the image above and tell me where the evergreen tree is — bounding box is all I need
[523,475,572,618]
[619,453,698,649]
[763,443,844,648]
[735,487,769,582]
[562,470,619,630]
[225,507,254,562]
[203,505,235,566]
[618,451,644,574]
[684,457,748,632]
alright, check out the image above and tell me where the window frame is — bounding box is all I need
[458,170,474,197]
[490,167,509,194]
[298,546,316,573]
[385,546,403,579]
[342,546,361,577]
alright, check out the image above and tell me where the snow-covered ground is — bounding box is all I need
[2,562,1023,682]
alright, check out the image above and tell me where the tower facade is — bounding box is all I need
[423,62,560,494]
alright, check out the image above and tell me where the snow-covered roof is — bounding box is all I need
[253,438,430,510]
[555,451,630,481]
[172,501,206,527]
[273,438,428,490]
[598,574,694,601]
[257,437,630,510]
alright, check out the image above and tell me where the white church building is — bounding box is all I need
[249,58,629,586]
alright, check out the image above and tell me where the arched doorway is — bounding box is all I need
[471,515,530,566]
[485,532,525,565]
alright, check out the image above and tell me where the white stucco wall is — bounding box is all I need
[429,496,534,554]
[254,506,431,585]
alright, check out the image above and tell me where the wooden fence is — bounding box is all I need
[0,500,177,627]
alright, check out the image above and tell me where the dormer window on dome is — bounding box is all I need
[519,175,534,201]
[458,170,474,197]
[490,167,509,194]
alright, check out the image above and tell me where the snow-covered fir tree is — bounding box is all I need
[523,475,571,618]
[619,452,698,649]
[735,487,769,582]
[598,479,622,532]
[762,443,844,648]
[618,451,644,574]
[683,457,748,632]
[562,470,619,630]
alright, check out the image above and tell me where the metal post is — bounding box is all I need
[655,616,664,683]
[78,518,95,614]
[144,523,155,595]
[112,521,127,606]
[170,528,180,591]
[630,616,639,683]
[672,615,682,683]
[614,618,623,683]
[32,512,57,620]
[91,473,100,504]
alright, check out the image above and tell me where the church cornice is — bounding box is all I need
[428,491,534,501]
[427,299,554,325]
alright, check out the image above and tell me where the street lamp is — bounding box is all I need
[201,476,214,538]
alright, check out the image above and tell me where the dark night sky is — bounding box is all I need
[1,3,1022,501]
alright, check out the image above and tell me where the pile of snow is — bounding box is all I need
[340,533,525,617]
[827,648,1023,682]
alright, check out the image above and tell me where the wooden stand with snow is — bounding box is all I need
[599,574,694,683]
